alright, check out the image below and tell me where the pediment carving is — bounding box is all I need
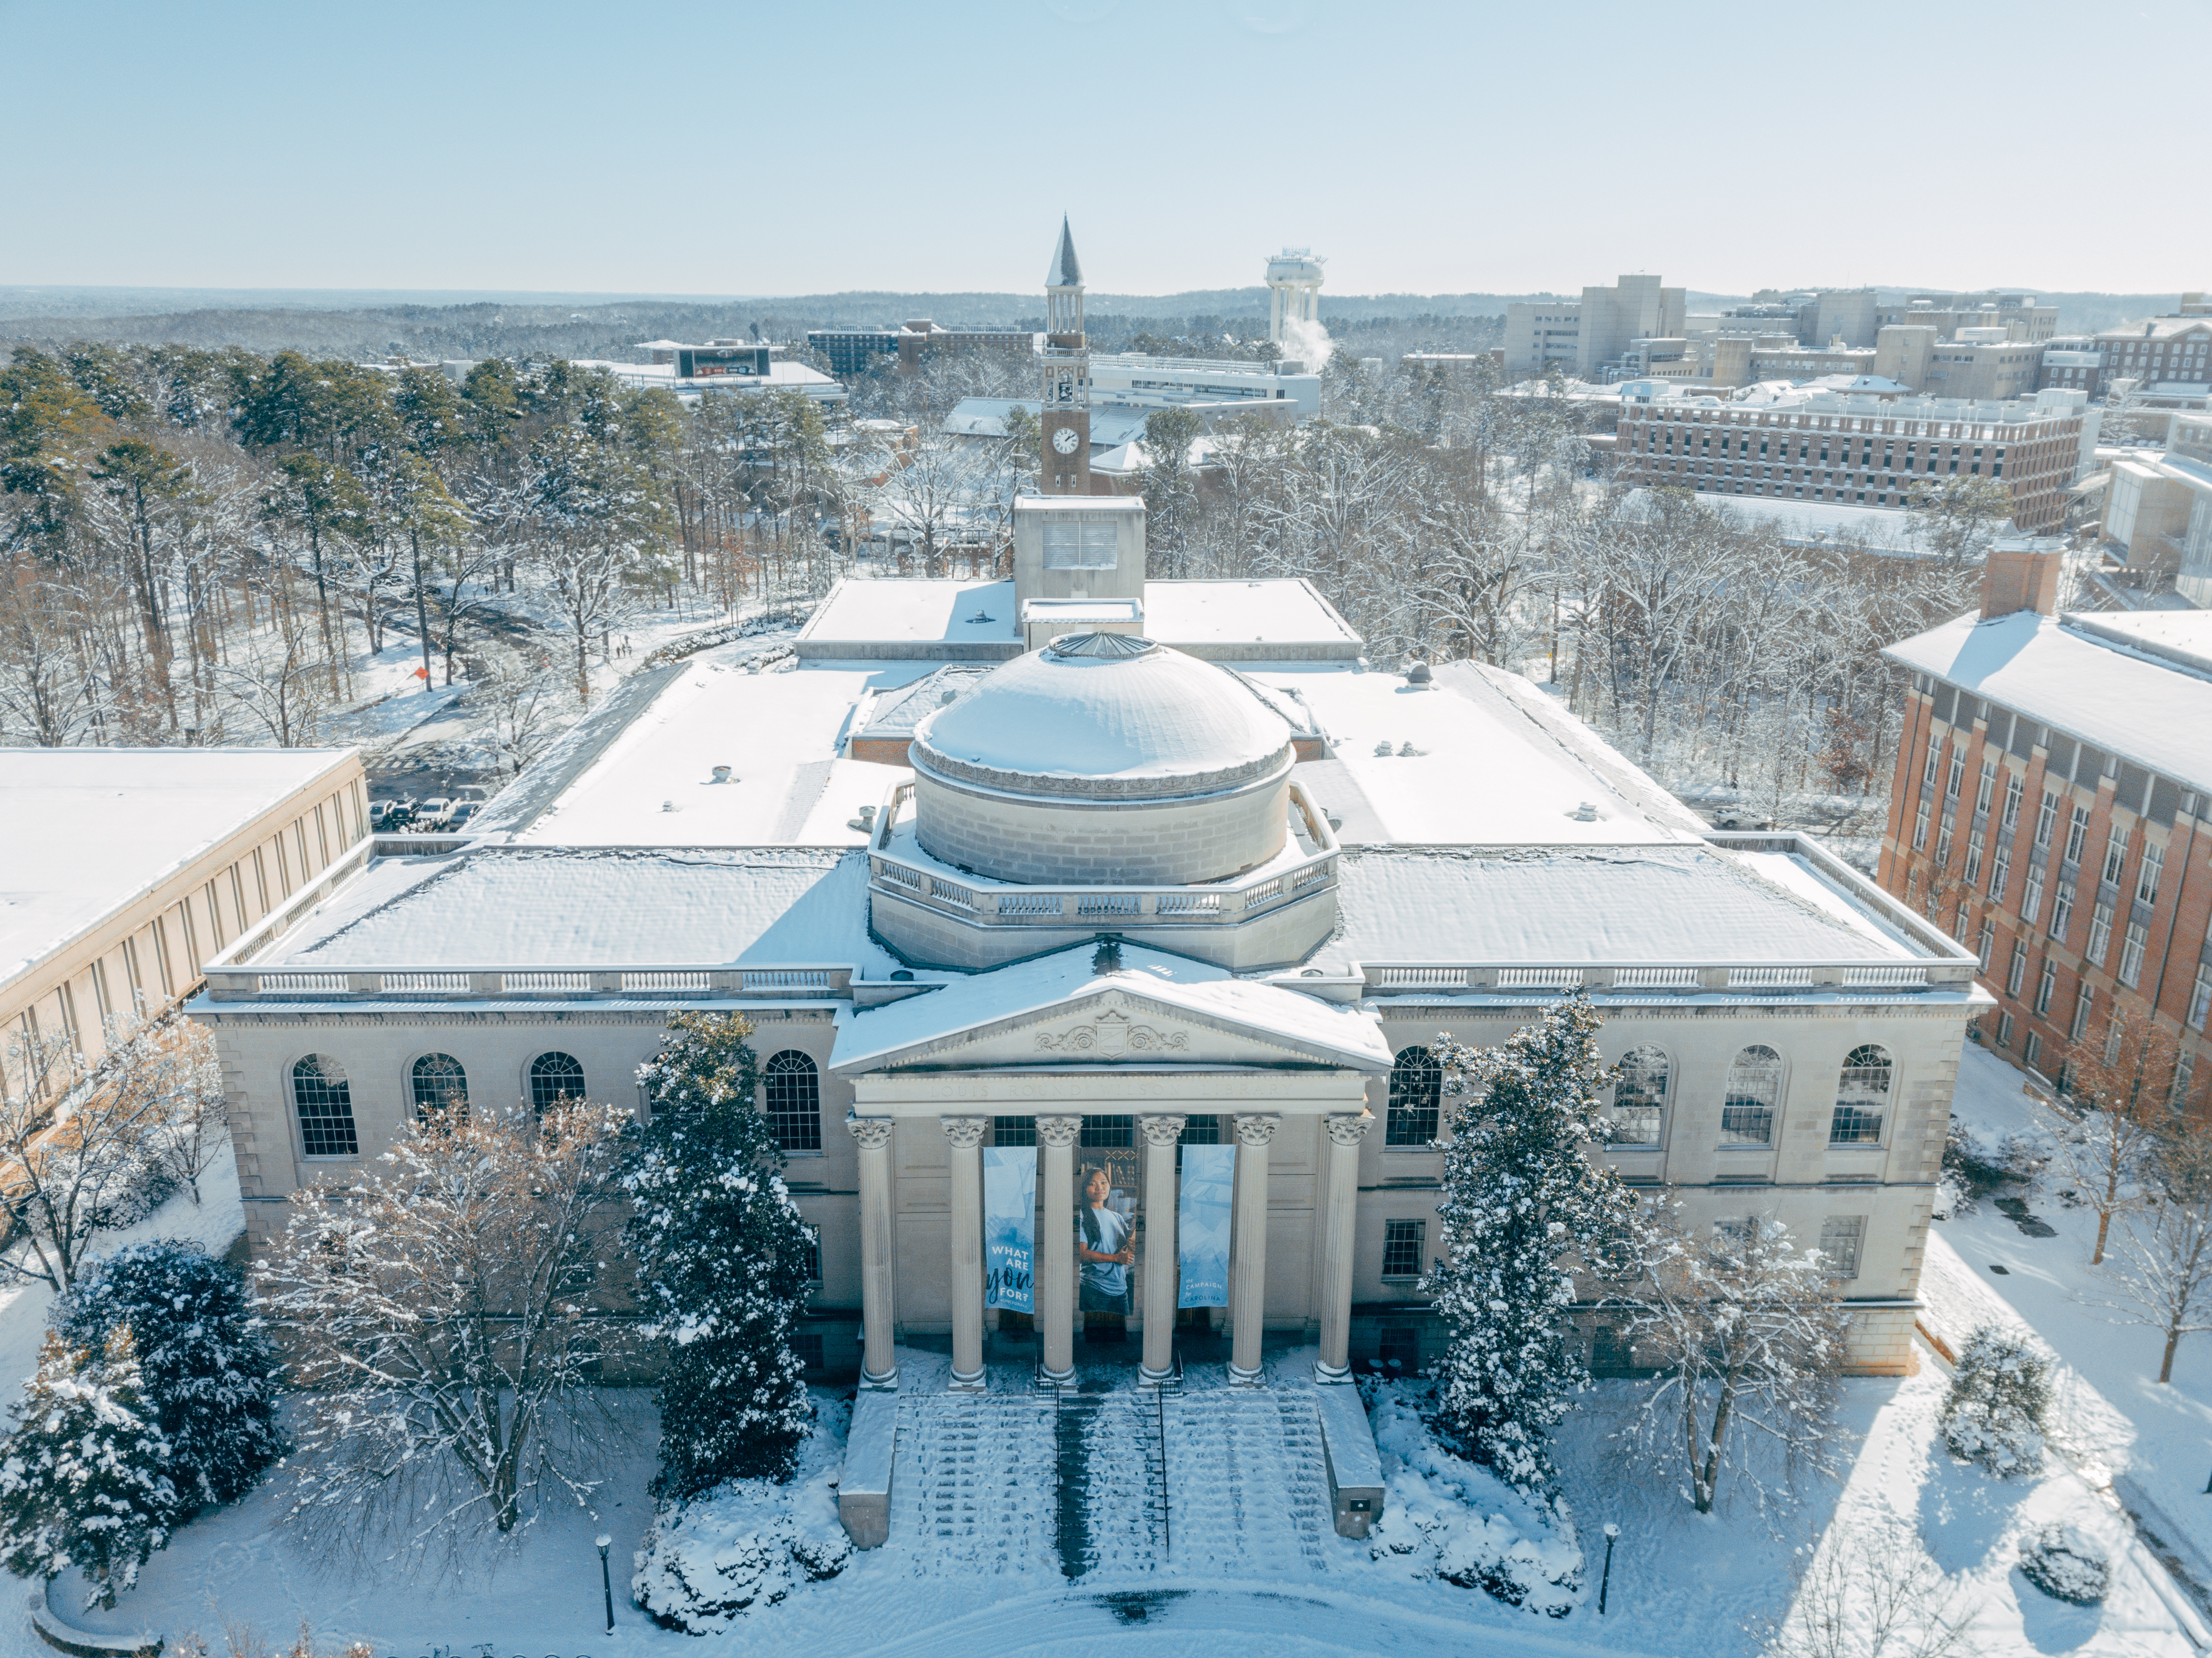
[1035,1008,1189,1059]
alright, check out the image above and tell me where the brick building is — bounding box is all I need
[1879,552,2212,1106]
[1613,386,2099,532]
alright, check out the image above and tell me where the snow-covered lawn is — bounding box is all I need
[1924,1040,2212,1590]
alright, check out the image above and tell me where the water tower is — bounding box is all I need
[1266,247,1326,348]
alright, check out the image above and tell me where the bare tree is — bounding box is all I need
[471,641,570,775]
[2107,1113,2212,1384]
[254,1102,635,1558]
[1905,476,2017,566]
[1616,1204,1849,1515]
[1760,1515,1976,1658]
[2044,1013,2181,1264]
[0,1016,211,1292]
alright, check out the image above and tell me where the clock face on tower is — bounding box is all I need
[1052,426,1081,455]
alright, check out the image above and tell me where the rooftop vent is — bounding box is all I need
[1047,632,1157,660]
[710,765,733,783]
[1404,660,1433,688]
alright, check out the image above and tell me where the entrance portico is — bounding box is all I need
[830,946,1392,1394]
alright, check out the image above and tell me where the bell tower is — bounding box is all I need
[1040,216,1091,496]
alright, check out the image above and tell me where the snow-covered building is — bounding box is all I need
[2,747,366,1083]
[190,232,1986,1555]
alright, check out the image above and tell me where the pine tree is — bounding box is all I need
[1940,1323,2051,1477]
[1419,995,1637,1494]
[0,1329,179,1609]
[52,1241,286,1511]
[626,1013,816,1498]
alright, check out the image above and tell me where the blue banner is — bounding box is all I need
[983,1146,1036,1313]
[1177,1144,1236,1308]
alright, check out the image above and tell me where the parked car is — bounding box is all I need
[418,797,455,830]
[1711,808,1775,831]
[447,800,479,827]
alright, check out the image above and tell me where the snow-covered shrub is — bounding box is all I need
[2018,1523,2109,1604]
[1940,1324,2050,1477]
[632,1475,849,1631]
[51,1241,286,1511]
[1363,1382,1582,1615]
[1942,1120,2045,1198]
[0,1329,179,1608]
[1930,1171,1970,1220]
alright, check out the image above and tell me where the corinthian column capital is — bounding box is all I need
[941,1115,988,1150]
[1138,1114,1187,1147]
[847,1113,894,1151]
[1233,1112,1281,1149]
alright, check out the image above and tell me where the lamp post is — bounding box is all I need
[1598,1524,1619,1614]
[597,1532,615,1634]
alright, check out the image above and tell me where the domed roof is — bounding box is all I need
[912,634,1294,800]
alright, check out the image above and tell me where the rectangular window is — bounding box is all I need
[2139,843,2164,907]
[2102,824,2130,887]
[1830,1103,1884,1144]
[1936,825,1953,869]
[2022,865,2044,926]
[2024,1029,2043,1067]
[1819,1216,1866,1280]
[2086,903,2114,967]
[1976,760,1997,814]
[2036,959,2056,1015]
[2049,882,2074,942]
[1964,838,1984,887]
[2065,803,2089,865]
[1946,753,1965,801]
[800,1225,823,1284]
[2176,1049,2198,1112]
[1924,733,1944,789]
[2070,985,2095,1043]
[1990,844,2010,901]
[2191,963,2212,1031]
[2118,922,2150,989]
[2007,942,2028,997]
[1978,920,1995,971]
[2035,790,2059,848]
[1042,521,1120,569]
[1912,802,1930,851]
[2002,775,2024,828]
[1381,1220,1426,1281]
[1998,1011,2016,1047]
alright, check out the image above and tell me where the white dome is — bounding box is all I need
[914,635,1292,797]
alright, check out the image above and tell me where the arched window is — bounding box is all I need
[1612,1046,1669,1145]
[411,1053,468,1123]
[1386,1047,1441,1146]
[294,1055,358,1157]
[1721,1045,1782,1145]
[763,1050,821,1152]
[530,1051,586,1118]
[1831,1044,1891,1144]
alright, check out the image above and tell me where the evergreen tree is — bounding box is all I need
[52,1241,286,1511]
[626,1013,815,1498]
[1941,1323,2051,1476]
[0,1329,178,1609]
[1420,995,1637,1493]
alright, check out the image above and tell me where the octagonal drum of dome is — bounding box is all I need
[908,633,1296,885]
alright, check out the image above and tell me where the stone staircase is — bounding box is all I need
[887,1391,1058,1577]
[1159,1391,1334,1577]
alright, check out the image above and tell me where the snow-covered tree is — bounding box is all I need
[0,1328,178,1609]
[52,1242,286,1512]
[2108,1111,2212,1384]
[1939,1324,2050,1475]
[626,1013,815,1498]
[2047,1015,2189,1264]
[1616,1206,1847,1514]
[1418,996,1637,1493]
[254,1101,634,1555]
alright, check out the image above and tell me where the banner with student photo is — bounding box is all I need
[982,1146,1036,1313]
[1177,1144,1235,1308]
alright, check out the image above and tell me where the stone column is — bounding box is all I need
[1036,1115,1081,1388]
[1316,1111,1372,1383]
[1228,1113,1279,1386]
[942,1116,988,1392]
[1137,1114,1186,1385]
[848,1114,899,1390]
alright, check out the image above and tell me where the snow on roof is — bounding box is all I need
[1140,580,1361,652]
[796,580,1020,654]
[1883,610,2212,795]
[250,847,900,973]
[916,639,1292,782]
[0,747,357,987]
[514,656,938,846]
[1250,663,1706,849]
[1622,488,1916,548]
[943,399,1152,447]
[1332,845,1921,966]
[829,941,1391,1072]
[2064,610,2212,675]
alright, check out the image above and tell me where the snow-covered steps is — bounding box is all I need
[1058,1391,1170,1578]
[888,1391,1059,1576]
[1159,1391,1335,1577]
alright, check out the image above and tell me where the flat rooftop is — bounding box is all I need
[0,747,356,986]
[794,578,1361,663]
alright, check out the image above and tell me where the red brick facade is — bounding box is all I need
[1878,679,2212,1104]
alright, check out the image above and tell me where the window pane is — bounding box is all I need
[411,1053,468,1123]
[763,1051,823,1152]
[994,1116,1037,1148]
[1381,1220,1425,1280]
[530,1051,586,1117]
[294,1055,358,1157]
[1819,1215,1866,1278]
[1721,1045,1781,1145]
[1387,1047,1442,1146]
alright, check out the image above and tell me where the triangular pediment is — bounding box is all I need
[827,945,1391,1076]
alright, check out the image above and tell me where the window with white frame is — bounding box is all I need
[2035,790,2059,848]
[1913,802,1930,850]
[1611,1046,1668,1145]
[2007,942,2028,997]
[2023,864,2044,926]
[2065,803,2089,865]
[293,1055,358,1158]
[1830,1044,1890,1144]
[1042,521,1119,569]
[2050,882,2074,942]
[1990,844,2010,900]
[2118,922,2150,989]
[2138,842,2164,906]
[1386,1047,1442,1146]
[1976,760,1997,814]
[2070,985,2096,1043]
[2102,824,2131,887]
[1721,1046,1782,1145]
[1978,919,1995,970]
[2086,903,2114,967]
[2191,962,2212,1032]
[1381,1220,1425,1281]
[2002,775,2024,828]
[411,1053,468,1124]
[1819,1215,1866,1280]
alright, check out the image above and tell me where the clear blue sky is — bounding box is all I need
[3,0,2203,298]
